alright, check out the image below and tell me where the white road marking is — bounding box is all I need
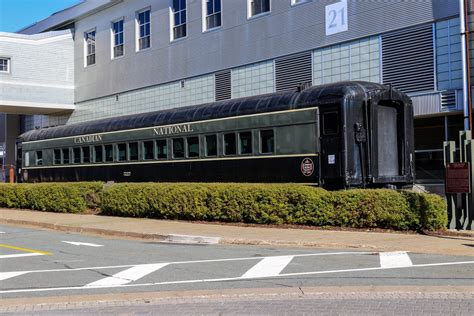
[62,241,103,247]
[0,253,45,259]
[0,251,373,275]
[379,251,413,268]
[0,260,473,294]
[0,271,29,281]
[0,232,5,234]
[85,263,168,287]
[241,256,294,278]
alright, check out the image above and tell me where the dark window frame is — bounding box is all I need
[260,129,275,154]
[205,134,218,157]
[186,136,200,158]
[223,132,237,156]
[172,137,185,159]
[156,139,168,160]
[94,145,104,163]
[238,131,253,155]
[143,140,155,160]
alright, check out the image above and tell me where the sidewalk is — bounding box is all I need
[1,208,473,256]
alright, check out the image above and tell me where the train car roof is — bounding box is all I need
[19,81,407,142]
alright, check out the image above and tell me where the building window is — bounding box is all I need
[0,58,10,73]
[224,133,236,155]
[239,131,252,155]
[54,149,61,165]
[137,9,151,51]
[62,148,70,164]
[112,19,124,58]
[173,138,185,158]
[94,145,103,163]
[129,142,139,161]
[291,0,309,5]
[105,144,114,162]
[117,143,127,161]
[35,151,43,166]
[84,29,96,66]
[73,147,81,164]
[260,130,274,154]
[187,137,199,158]
[205,135,217,157]
[248,0,270,18]
[157,139,168,159]
[170,0,187,40]
[203,0,221,31]
[82,147,90,163]
[143,141,155,160]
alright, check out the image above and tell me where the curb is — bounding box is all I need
[0,218,221,245]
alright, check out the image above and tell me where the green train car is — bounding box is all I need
[17,81,414,188]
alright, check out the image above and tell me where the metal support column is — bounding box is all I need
[444,141,457,229]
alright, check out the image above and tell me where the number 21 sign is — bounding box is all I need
[326,0,348,36]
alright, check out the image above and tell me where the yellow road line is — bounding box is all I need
[0,244,52,255]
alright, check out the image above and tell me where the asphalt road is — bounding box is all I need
[1,224,474,314]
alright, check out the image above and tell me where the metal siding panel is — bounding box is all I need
[74,0,458,103]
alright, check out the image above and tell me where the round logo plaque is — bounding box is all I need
[301,158,314,177]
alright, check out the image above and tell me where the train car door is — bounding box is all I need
[319,107,342,185]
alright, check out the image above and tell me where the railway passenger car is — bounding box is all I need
[16,81,414,188]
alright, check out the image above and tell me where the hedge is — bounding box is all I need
[0,182,447,231]
[0,182,102,213]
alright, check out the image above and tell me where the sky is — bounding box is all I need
[0,0,82,33]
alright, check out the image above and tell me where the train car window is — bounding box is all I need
[173,138,185,158]
[62,148,70,164]
[117,143,127,161]
[187,137,199,158]
[129,142,139,161]
[94,145,103,163]
[105,145,114,162]
[82,147,90,163]
[260,130,275,154]
[224,133,236,155]
[323,112,339,135]
[157,139,168,159]
[143,141,154,160]
[54,149,61,165]
[239,131,252,155]
[73,147,81,164]
[35,151,43,166]
[205,135,217,157]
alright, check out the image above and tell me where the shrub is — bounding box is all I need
[0,182,102,213]
[0,182,448,231]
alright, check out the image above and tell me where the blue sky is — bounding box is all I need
[0,0,81,33]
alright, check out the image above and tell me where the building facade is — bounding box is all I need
[0,0,471,186]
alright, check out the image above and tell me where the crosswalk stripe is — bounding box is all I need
[379,251,413,268]
[241,255,294,279]
[0,253,45,259]
[85,263,169,287]
[0,271,29,281]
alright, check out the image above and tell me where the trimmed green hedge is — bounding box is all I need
[0,182,102,213]
[0,182,447,231]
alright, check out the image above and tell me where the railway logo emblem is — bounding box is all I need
[301,158,314,177]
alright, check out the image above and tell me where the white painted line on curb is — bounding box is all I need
[1,260,473,294]
[0,271,29,281]
[85,263,169,287]
[0,253,45,259]
[62,241,103,247]
[241,256,294,279]
[161,234,221,244]
[379,251,413,268]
